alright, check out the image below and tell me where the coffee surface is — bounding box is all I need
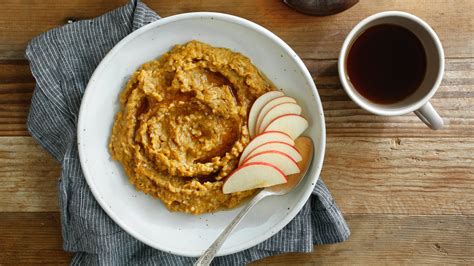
[346,24,427,104]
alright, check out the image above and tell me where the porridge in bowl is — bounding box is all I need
[109,41,275,214]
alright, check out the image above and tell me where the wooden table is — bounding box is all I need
[1,0,473,264]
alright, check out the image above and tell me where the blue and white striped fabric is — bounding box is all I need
[26,1,350,265]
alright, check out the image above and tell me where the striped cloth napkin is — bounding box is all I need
[26,1,350,265]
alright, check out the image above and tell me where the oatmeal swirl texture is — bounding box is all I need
[109,41,275,214]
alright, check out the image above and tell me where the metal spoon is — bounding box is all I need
[194,136,314,266]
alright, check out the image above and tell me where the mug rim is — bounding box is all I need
[338,11,445,116]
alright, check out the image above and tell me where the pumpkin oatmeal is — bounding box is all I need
[109,41,275,214]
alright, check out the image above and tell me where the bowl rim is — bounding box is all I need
[77,11,326,257]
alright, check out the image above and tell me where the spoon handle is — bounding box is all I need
[194,190,269,266]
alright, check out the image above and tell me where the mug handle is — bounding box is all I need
[414,102,444,130]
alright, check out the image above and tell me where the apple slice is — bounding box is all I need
[241,150,300,175]
[223,162,287,194]
[248,91,284,138]
[255,96,296,134]
[263,114,308,139]
[240,141,302,165]
[257,102,302,134]
[239,131,294,165]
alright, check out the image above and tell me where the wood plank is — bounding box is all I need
[0,61,35,136]
[0,0,472,60]
[322,137,474,215]
[0,137,60,212]
[0,0,126,60]
[0,58,472,137]
[1,212,472,264]
[254,214,474,265]
[0,212,72,264]
[1,136,472,215]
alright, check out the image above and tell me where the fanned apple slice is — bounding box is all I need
[263,114,308,139]
[257,102,302,134]
[255,96,296,134]
[239,131,294,165]
[242,150,300,175]
[222,162,287,194]
[248,91,284,138]
[240,141,302,165]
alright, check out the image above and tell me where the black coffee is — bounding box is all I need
[346,24,427,104]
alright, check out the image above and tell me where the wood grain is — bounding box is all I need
[254,214,474,265]
[1,212,472,265]
[0,61,35,136]
[0,212,72,264]
[0,0,126,60]
[1,58,472,137]
[1,0,472,60]
[0,137,60,212]
[1,136,472,215]
[322,137,474,215]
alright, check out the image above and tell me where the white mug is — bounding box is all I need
[338,11,444,130]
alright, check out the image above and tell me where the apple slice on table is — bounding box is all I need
[257,102,302,134]
[222,162,287,194]
[241,150,300,175]
[239,131,294,165]
[239,141,302,165]
[248,91,284,138]
[255,96,296,134]
[263,114,308,139]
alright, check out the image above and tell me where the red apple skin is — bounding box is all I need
[239,130,295,165]
[222,161,288,194]
[257,102,302,134]
[263,114,307,131]
[253,130,293,140]
[263,114,308,139]
[224,161,288,182]
[240,140,302,163]
[255,96,297,133]
[248,91,284,138]
[240,150,301,171]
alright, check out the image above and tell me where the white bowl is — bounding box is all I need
[78,12,326,257]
